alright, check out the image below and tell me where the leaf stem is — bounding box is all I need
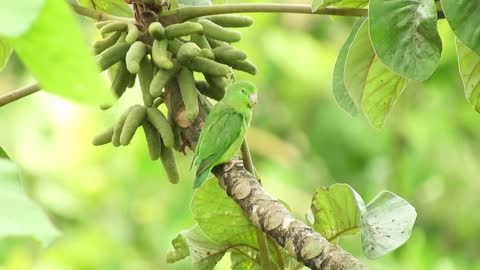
[164,4,367,21]
[69,3,136,23]
[0,82,41,107]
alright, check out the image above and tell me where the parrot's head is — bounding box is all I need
[224,81,258,109]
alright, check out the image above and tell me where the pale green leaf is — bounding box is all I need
[362,57,408,129]
[369,0,442,81]
[231,248,261,270]
[361,191,417,259]
[0,39,12,72]
[77,0,133,17]
[0,158,60,247]
[332,17,366,116]
[456,38,480,112]
[344,19,375,109]
[166,225,226,270]
[10,0,113,105]
[0,0,45,37]
[307,184,365,242]
[440,0,480,55]
[312,0,367,11]
[191,177,257,247]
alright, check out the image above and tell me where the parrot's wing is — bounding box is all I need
[195,108,244,179]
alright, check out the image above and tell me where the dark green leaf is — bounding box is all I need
[312,0,367,11]
[10,0,113,105]
[77,0,133,17]
[332,17,366,116]
[456,38,480,112]
[369,0,442,81]
[0,0,44,37]
[0,39,12,72]
[0,158,60,247]
[440,0,480,55]
[0,147,9,159]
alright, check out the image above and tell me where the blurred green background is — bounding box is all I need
[1,1,480,269]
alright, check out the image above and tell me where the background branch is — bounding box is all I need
[70,3,136,23]
[0,83,41,107]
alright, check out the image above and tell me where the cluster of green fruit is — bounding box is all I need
[91,14,256,184]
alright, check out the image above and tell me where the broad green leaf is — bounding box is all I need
[0,158,60,247]
[231,248,261,270]
[166,225,226,270]
[77,0,133,17]
[344,19,375,109]
[332,17,366,116]
[0,0,44,37]
[361,191,417,259]
[10,0,113,105]
[191,177,257,247]
[456,38,480,112]
[362,57,408,128]
[0,39,12,72]
[369,0,442,81]
[440,0,480,55]
[307,184,364,242]
[312,0,367,11]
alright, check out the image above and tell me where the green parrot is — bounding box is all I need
[193,81,258,188]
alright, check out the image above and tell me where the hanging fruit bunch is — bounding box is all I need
[91,2,256,184]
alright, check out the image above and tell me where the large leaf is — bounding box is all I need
[191,177,257,247]
[440,0,480,55]
[361,191,417,259]
[77,0,133,17]
[362,57,408,128]
[369,0,442,81]
[0,0,45,37]
[332,17,366,116]
[312,0,367,11]
[0,153,60,247]
[344,19,375,109]
[0,39,12,72]
[230,248,261,270]
[10,0,113,105]
[456,38,480,112]
[306,184,364,242]
[166,225,226,270]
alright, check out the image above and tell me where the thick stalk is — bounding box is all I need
[70,3,136,23]
[0,83,41,107]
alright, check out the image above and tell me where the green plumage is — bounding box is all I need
[193,81,258,188]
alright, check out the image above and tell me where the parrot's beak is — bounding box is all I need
[248,93,258,107]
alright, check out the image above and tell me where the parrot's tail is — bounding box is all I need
[193,170,210,189]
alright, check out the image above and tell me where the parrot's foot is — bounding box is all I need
[224,159,243,172]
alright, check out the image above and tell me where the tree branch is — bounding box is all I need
[0,82,41,107]
[69,3,136,23]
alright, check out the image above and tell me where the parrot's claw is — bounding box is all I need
[224,159,243,172]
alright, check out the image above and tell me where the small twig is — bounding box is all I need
[70,3,136,23]
[0,82,41,107]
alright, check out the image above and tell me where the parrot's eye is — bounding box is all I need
[241,89,246,94]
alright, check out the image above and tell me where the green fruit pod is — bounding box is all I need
[152,39,174,70]
[95,20,115,29]
[92,126,114,146]
[125,41,146,74]
[142,120,162,160]
[198,19,241,43]
[149,63,181,97]
[93,31,121,55]
[205,75,228,89]
[167,39,183,54]
[125,24,140,45]
[196,80,225,101]
[212,46,247,62]
[229,60,257,75]
[199,48,215,60]
[204,15,253,28]
[177,42,201,63]
[112,106,136,147]
[111,60,131,98]
[184,57,231,77]
[100,22,128,35]
[149,22,165,39]
[120,105,147,146]
[206,38,228,48]
[96,39,130,71]
[127,73,136,88]
[160,140,180,184]
[146,107,175,148]
[190,33,211,49]
[138,56,155,107]
[165,22,203,39]
[177,67,199,121]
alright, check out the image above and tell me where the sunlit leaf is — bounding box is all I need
[369,0,442,81]
[312,0,367,11]
[77,0,133,17]
[332,17,366,116]
[231,248,260,270]
[362,57,408,129]
[456,38,480,112]
[10,0,113,105]
[344,19,374,109]
[191,177,257,247]
[0,39,12,72]
[0,0,45,37]
[166,225,226,270]
[0,156,60,247]
[361,191,417,259]
[440,0,480,55]
[307,184,364,242]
